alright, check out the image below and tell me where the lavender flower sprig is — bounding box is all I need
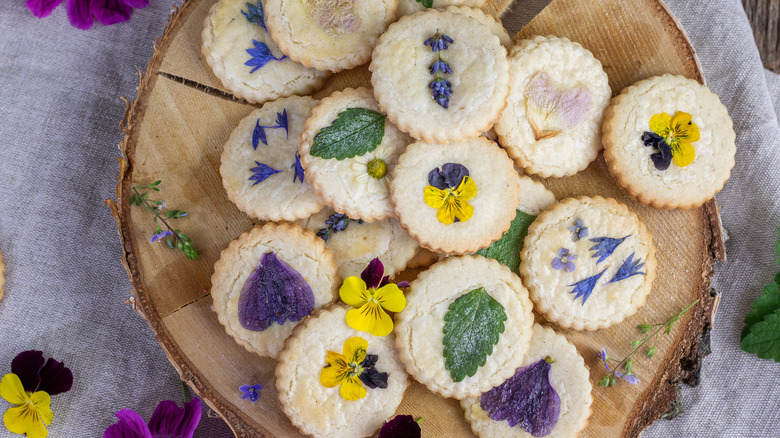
[598,299,699,387]
[424,31,454,108]
[129,180,199,260]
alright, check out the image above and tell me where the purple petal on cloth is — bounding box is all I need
[10,350,46,392]
[237,252,315,331]
[148,398,202,438]
[66,0,94,29]
[121,0,149,8]
[26,0,64,18]
[378,415,422,438]
[91,0,132,26]
[360,258,385,290]
[103,409,153,438]
[480,359,561,436]
[38,358,74,396]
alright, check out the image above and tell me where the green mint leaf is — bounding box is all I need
[310,108,385,160]
[741,281,780,340]
[415,0,433,7]
[776,225,780,263]
[740,308,780,362]
[476,211,536,275]
[442,287,507,382]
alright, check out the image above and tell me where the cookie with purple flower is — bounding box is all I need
[461,324,592,438]
[519,196,657,331]
[220,95,326,222]
[370,9,510,144]
[202,0,329,104]
[210,223,339,358]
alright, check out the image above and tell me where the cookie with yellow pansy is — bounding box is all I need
[602,74,736,209]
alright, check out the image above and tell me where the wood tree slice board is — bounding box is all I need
[111,0,725,436]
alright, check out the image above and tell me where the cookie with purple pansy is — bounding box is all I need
[495,35,611,178]
[461,324,592,438]
[519,196,657,331]
[210,222,339,358]
[220,95,326,222]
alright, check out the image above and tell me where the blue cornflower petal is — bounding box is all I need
[277,109,289,138]
[292,152,305,183]
[589,235,630,264]
[569,268,607,305]
[252,119,266,149]
[249,161,281,186]
[245,40,286,73]
[241,1,267,32]
[608,252,646,283]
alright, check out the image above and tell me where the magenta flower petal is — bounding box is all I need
[121,0,149,8]
[11,350,46,392]
[66,0,94,29]
[149,399,202,438]
[360,258,385,290]
[90,0,132,26]
[26,0,64,18]
[38,358,74,396]
[103,409,154,438]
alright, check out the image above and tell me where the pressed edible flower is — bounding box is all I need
[425,31,454,108]
[241,0,267,31]
[569,268,607,305]
[103,397,202,438]
[246,40,287,73]
[567,218,588,241]
[252,109,289,149]
[378,415,422,438]
[340,258,408,337]
[551,248,576,272]
[249,162,281,186]
[597,348,639,387]
[320,337,388,400]
[524,72,592,140]
[607,253,646,284]
[350,144,394,194]
[26,0,149,30]
[316,213,363,242]
[423,163,477,225]
[644,111,700,170]
[292,152,305,183]
[589,235,629,263]
[239,384,262,402]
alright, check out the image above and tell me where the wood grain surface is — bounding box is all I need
[110,0,725,436]
[743,0,780,72]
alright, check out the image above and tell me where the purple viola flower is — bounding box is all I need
[360,258,410,290]
[378,415,421,438]
[104,397,202,438]
[551,248,577,273]
[11,350,73,396]
[642,131,672,171]
[239,384,262,402]
[428,163,469,190]
[567,218,588,241]
[26,0,149,30]
[291,152,305,183]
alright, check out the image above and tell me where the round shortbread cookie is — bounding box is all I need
[202,0,329,104]
[461,324,592,438]
[390,137,520,254]
[276,305,409,438]
[264,0,397,72]
[398,0,487,17]
[394,255,535,399]
[516,174,556,216]
[519,196,657,331]
[443,6,510,47]
[370,10,510,143]
[210,223,339,358]
[602,74,736,209]
[300,88,412,221]
[495,36,611,177]
[297,207,419,278]
[221,96,326,221]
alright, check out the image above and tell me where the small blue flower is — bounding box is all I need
[589,235,629,263]
[608,252,646,283]
[241,1,267,32]
[245,40,286,74]
[252,109,289,149]
[276,109,289,138]
[567,218,589,241]
[239,384,262,402]
[429,59,452,75]
[292,152,305,183]
[615,372,640,385]
[424,32,454,51]
[150,229,173,243]
[598,347,609,369]
[569,268,607,305]
[249,161,281,186]
[551,248,577,272]
[429,78,452,109]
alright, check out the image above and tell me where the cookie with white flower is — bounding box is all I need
[276,305,409,438]
[297,207,419,279]
[519,196,657,331]
[202,0,329,104]
[300,88,412,221]
[394,255,535,399]
[461,324,592,438]
[370,10,510,143]
[264,0,397,72]
[390,137,520,254]
[210,223,339,358]
[602,74,736,209]
[495,36,611,177]
[220,95,326,221]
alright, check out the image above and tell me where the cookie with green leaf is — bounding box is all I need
[300,88,413,221]
[394,255,535,399]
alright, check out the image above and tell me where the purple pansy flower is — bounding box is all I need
[378,415,422,438]
[239,384,262,403]
[361,258,410,290]
[104,397,202,438]
[551,248,577,273]
[26,0,149,30]
[567,218,588,241]
[11,350,73,395]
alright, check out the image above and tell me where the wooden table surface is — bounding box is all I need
[743,0,780,72]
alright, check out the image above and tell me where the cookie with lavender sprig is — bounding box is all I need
[519,196,657,331]
[495,35,611,178]
[220,95,326,221]
[461,324,593,438]
[300,88,412,222]
[602,74,736,209]
[201,0,329,104]
[370,9,510,143]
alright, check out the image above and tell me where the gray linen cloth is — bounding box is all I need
[0,0,778,436]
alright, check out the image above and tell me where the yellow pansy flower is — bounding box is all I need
[320,337,369,401]
[1,373,53,438]
[649,111,700,167]
[340,258,407,337]
[423,175,478,225]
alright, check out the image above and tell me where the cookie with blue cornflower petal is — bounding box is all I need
[220,95,326,221]
[393,255,535,399]
[370,9,510,143]
[519,196,657,331]
[264,0,398,72]
[495,35,612,178]
[602,74,736,209]
[300,88,413,222]
[202,0,329,104]
[461,324,592,438]
[210,223,339,358]
[276,304,409,438]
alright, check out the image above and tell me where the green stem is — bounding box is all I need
[132,187,189,249]
[180,381,189,403]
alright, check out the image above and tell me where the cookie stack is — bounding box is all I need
[201,1,735,436]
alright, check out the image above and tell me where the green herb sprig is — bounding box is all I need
[740,226,780,361]
[129,180,199,260]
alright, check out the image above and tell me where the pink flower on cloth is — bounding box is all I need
[26,0,149,30]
